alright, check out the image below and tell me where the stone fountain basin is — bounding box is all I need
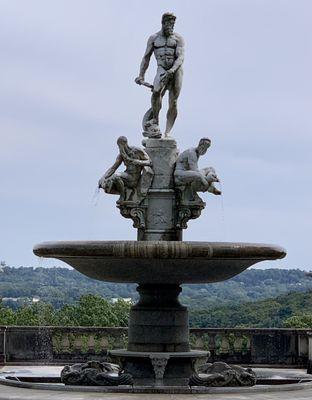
[33,241,286,284]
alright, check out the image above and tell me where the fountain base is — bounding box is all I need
[110,350,208,386]
[111,283,208,386]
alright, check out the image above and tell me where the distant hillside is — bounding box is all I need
[0,266,311,310]
[189,290,312,328]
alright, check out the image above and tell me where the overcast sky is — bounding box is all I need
[0,0,311,271]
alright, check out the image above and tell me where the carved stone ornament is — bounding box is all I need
[118,203,146,229]
[150,355,169,382]
[176,203,205,229]
[189,362,257,387]
[60,361,133,386]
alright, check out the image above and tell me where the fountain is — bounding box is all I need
[33,12,286,390]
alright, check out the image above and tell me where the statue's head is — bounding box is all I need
[197,138,211,155]
[162,12,176,36]
[117,136,128,149]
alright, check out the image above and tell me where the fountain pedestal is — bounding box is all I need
[110,283,209,386]
[128,284,189,352]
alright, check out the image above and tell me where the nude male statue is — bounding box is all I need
[98,136,153,202]
[174,138,221,201]
[135,12,185,138]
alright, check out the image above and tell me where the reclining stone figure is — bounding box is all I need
[190,361,257,387]
[61,361,133,386]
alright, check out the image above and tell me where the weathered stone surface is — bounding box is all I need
[33,241,286,284]
[251,332,296,365]
[0,327,6,364]
[144,138,178,189]
[4,326,310,366]
[98,136,153,229]
[60,361,133,386]
[97,136,221,237]
[128,284,189,353]
[110,350,208,386]
[174,138,221,225]
[135,13,184,138]
[4,326,53,363]
[98,136,153,203]
[189,361,257,387]
[138,138,180,240]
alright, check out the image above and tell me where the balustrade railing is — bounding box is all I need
[0,326,311,367]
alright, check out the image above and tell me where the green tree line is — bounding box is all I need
[0,295,130,327]
[189,290,312,328]
[0,291,311,329]
[1,267,311,310]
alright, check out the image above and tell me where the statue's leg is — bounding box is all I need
[207,184,222,196]
[113,176,125,202]
[164,68,183,136]
[151,67,166,124]
[151,92,162,124]
[140,166,154,196]
[175,170,204,186]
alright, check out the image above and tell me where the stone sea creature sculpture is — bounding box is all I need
[135,12,185,138]
[98,136,154,204]
[61,361,133,386]
[189,361,257,387]
[174,137,221,204]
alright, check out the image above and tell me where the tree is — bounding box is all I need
[283,314,312,328]
[56,295,131,327]
[14,303,57,326]
[0,300,15,324]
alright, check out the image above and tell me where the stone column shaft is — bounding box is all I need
[138,138,181,241]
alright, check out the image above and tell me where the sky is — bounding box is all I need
[0,0,311,271]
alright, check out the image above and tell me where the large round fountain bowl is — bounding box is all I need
[33,241,286,284]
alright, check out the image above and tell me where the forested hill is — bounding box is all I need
[0,266,311,309]
[189,290,312,328]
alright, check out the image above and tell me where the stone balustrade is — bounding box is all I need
[0,326,311,367]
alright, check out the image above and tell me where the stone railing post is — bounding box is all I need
[0,326,6,364]
[307,332,312,374]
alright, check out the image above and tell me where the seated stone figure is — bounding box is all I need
[98,136,153,203]
[174,138,221,203]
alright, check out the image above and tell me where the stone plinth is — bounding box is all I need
[138,138,180,241]
[110,349,208,386]
[128,284,189,353]
[144,138,178,189]
[114,283,206,386]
